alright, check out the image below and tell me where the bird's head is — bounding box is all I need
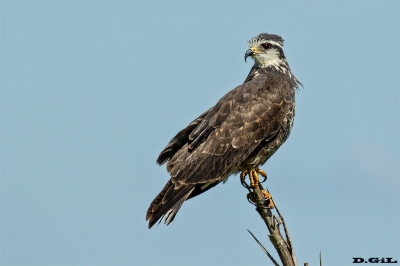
[245,33,287,68]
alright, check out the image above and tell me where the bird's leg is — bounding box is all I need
[249,169,267,187]
[241,168,274,208]
[261,189,275,209]
[246,189,274,208]
[258,169,267,183]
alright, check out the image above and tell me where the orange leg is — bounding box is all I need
[241,168,267,188]
[241,168,274,209]
[261,189,275,209]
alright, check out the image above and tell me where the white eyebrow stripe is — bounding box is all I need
[247,39,283,49]
[266,41,282,48]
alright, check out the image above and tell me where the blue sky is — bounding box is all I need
[1,1,399,265]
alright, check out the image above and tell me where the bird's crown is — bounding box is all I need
[247,33,284,49]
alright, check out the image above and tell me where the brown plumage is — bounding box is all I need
[146,33,301,228]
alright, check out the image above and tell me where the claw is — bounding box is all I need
[240,168,267,189]
[246,193,256,205]
[245,190,274,208]
[258,169,267,183]
[261,189,275,209]
[240,168,274,208]
[240,170,251,189]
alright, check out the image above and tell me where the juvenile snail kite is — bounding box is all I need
[146,33,301,228]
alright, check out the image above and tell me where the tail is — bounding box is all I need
[146,181,195,228]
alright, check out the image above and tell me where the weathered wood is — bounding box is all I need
[247,182,298,266]
[248,229,280,266]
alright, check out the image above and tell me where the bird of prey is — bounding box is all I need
[146,33,301,228]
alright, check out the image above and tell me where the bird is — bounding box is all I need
[146,33,301,228]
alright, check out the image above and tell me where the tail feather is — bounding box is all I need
[163,188,194,226]
[146,181,195,228]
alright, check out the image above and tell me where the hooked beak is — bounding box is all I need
[244,49,254,62]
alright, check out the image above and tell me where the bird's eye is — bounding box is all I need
[261,43,271,49]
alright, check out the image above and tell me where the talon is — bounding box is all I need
[240,168,267,189]
[240,170,250,189]
[246,193,256,205]
[258,169,267,183]
[261,189,275,209]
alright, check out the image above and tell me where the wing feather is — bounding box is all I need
[168,74,289,184]
[157,109,210,165]
[147,72,292,227]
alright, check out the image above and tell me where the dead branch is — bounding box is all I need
[246,182,298,266]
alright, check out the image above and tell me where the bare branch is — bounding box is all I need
[320,250,322,266]
[247,229,280,266]
[246,182,298,266]
[274,200,297,265]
